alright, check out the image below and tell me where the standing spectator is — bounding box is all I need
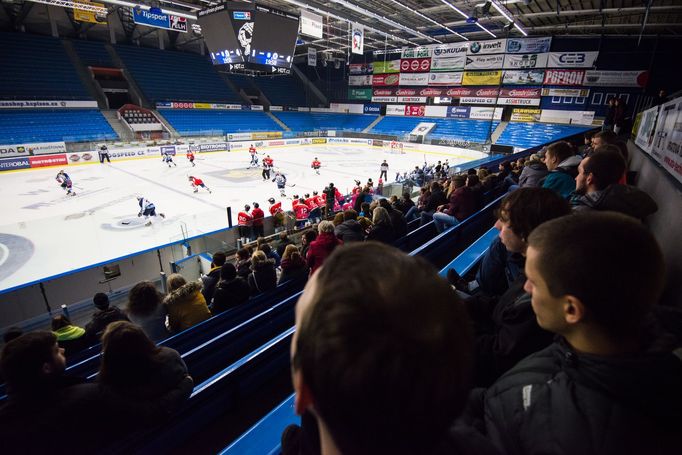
[279,244,309,284]
[51,315,91,357]
[542,141,581,199]
[334,209,365,243]
[201,252,227,304]
[163,274,212,333]
[251,203,265,239]
[209,263,250,314]
[306,221,342,275]
[654,88,668,106]
[613,97,626,134]
[323,183,336,217]
[247,250,277,295]
[379,160,389,180]
[126,281,168,342]
[603,97,616,131]
[366,207,395,244]
[235,248,252,279]
[85,292,129,339]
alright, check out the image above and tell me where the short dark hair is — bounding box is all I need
[127,281,163,317]
[343,209,358,221]
[584,131,595,140]
[51,315,72,331]
[93,292,109,310]
[498,188,571,243]
[546,141,574,163]
[528,212,664,338]
[212,252,227,267]
[220,263,237,281]
[594,130,618,145]
[294,242,473,455]
[99,321,160,388]
[236,248,250,260]
[466,174,480,187]
[1,331,57,393]
[583,150,626,190]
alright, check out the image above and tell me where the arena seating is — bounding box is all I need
[253,76,309,107]
[274,111,378,132]
[115,45,242,104]
[0,32,90,100]
[0,109,118,143]
[159,110,283,136]
[496,122,593,150]
[71,39,114,67]
[370,116,498,143]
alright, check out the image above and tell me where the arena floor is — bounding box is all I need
[0,143,486,293]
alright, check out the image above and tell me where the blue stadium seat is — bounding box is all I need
[159,110,283,136]
[274,112,377,132]
[71,39,114,67]
[0,109,118,143]
[496,122,593,150]
[371,116,498,143]
[254,76,309,107]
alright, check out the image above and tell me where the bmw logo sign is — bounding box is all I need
[470,42,481,53]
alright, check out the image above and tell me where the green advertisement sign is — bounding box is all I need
[348,88,372,100]
[373,60,400,74]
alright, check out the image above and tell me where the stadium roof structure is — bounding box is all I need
[1,0,681,57]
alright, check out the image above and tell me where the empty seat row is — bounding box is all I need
[0,109,118,143]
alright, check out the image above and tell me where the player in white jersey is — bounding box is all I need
[273,171,287,197]
[55,170,76,196]
[163,151,177,167]
[136,196,166,226]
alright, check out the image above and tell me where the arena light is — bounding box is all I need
[23,0,107,14]
[438,0,497,38]
[386,0,467,41]
[490,0,528,36]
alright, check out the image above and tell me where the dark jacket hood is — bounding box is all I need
[573,184,658,220]
[164,281,202,306]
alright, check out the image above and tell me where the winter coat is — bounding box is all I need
[571,184,658,221]
[484,337,682,455]
[235,259,251,279]
[306,232,343,274]
[85,306,130,338]
[445,187,477,222]
[423,188,447,213]
[386,207,408,238]
[366,221,396,244]
[335,219,365,242]
[210,277,250,314]
[475,236,525,297]
[278,257,309,284]
[276,238,294,257]
[163,281,212,333]
[128,303,169,342]
[247,259,278,295]
[542,155,582,199]
[200,266,222,304]
[518,162,548,188]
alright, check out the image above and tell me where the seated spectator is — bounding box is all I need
[432,175,477,233]
[473,235,525,298]
[85,292,129,339]
[394,191,415,214]
[419,181,447,226]
[276,232,294,257]
[247,250,278,295]
[306,221,342,275]
[284,242,497,455]
[404,186,429,221]
[542,141,582,198]
[210,263,250,314]
[571,148,657,220]
[591,129,618,148]
[301,229,317,259]
[235,248,252,279]
[483,212,682,454]
[581,130,595,157]
[467,174,485,210]
[334,209,365,243]
[260,243,281,268]
[359,201,371,219]
[279,244,309,285]
[366,206,395,244]
[3,327,23,343]
[52,315,91,357]
[163,274,212,333]
[379,198,408,238]
[201,251,227,304]
[126,281,168,342]
[518,154,547,188]
[332,212,345,226]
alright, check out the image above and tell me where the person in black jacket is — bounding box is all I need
[210,263,250,314]
[419,181,447,226]
[378,198,407,239]
[247,250,277,295]
[85,292,129,339]
[201,251,227,304]
[365,207,396,244]
[334,209,365,243]
[483,212,682,455]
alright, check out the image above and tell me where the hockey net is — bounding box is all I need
[385,140,405,154]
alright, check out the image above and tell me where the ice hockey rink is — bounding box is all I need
[0,142,487,294]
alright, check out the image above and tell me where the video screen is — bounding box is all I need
[197,3,255,65]
[248,5,299,68]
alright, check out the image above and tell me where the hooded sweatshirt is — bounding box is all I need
[518,162,548,188]
[542,154,582,199]
[571,184,658,221]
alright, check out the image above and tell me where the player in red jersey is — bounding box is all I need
[312,190,325,208]
[311,157,321,175]
[237,204,253,243]
[251,202,265,238]
[268,197,285,232]
[248,144,258,167]
[188,176,211,193]
[262,155,274,180]
[305,193,322,222]
[186,150,195,167]
[292,198,310,229]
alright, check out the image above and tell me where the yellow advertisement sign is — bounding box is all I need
[462,70,502,86]
[194,103,212,109]
[373,60,400,74]
[251,132,283,140]
[511,108,542,122]
[73,0,107,24]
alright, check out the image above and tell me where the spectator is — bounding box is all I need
[3,327,23,343]
[419,181,447,226]
[432,175,477,233]
[404,186,429,222]
[247,250,278,295]
[85,292,129,339]
[163,273,212,333]
[323,183,335,217]
[518,154,548,188]
[542,141,581,199]
[581,131,595,157]
[394,191,415,214]
[484,212,682,455]
[332,211,345,226]
[201,252,227,304]
[260,243,281,268]
[366,206,395,244]
[284,242,496,455]
[571,149,657,220]
[379,198,407,238]
[276,232,294,257]
[279,245,309,284]
[235,248,252,279]
[603,97,616,131]
[467,174,485,210]
[613,97,626,134]
[306,221,343,275]
[126,281,168,342]
[334,209,364,243]
[301,229,317,259]
[591,130,618,148]
[210,263,250,314]
[654,88,668,106]
[359,201,371,219]
[51,315,91,357]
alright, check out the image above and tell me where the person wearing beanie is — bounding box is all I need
[52,315,92,357]
[210,263,251,314]
[85,292,130,339]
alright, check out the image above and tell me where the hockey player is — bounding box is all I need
[55,170,76,196]
[251,202,265,238]
[248,144,258,167]
[305,193,321,222]
[273,171,287,197]
[379,159,389,180]
[186,149,195,167]
[163,151,177,167]
[237,204,253,244]
[312,190,325,208]
[292,198,310,229]
[99,144,111,163]
[262,156,273,181]
[263,154,274,168]
[136,196,165,226]
[268,197,285,232]
[311,157,321,175]
[188,176,211,193]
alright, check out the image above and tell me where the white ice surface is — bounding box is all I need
[0,143,486,293]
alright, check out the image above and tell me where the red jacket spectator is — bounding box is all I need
[445,186,477,221]
[306,225,343,275]
[251,206,265,226]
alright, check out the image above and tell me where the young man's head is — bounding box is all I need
[575,149,626,195]
[544,141,574,171]
[494,188,570,255]
[592,130,618,148]
[1,332,66,395]
[291,242,472,455]
[93,292,110,310]
[525,212,664,345]
[584,131,595,144]
[211,251,227,268]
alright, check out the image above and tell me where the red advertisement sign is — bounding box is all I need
[499,87,542,98]
[543,69,586,86]
[171,102,194,109]
[396,88,418,96]
[29,154,68,168]
[419,88,445,97]
[404,105,425,117]
[372,74,400,86]
[400,58,431,73]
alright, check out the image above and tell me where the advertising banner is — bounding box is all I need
[349,75,373,86]
[541,88,590,97]
[372,96,397,103]
[398,97,427,103]
[428,72,463,86]
[506,37,552,54]
[465,54,504,70]
[497,97,541,106]
[503,53,548,69]
[252,132,283,140]
[446,106,471,119]
[351,24,364,55]
[404,105,426,117]
[0,141,66,156]
[583,70,649,87]
[547,51,599,68]
[462,71,502,86]
[270,106,283,111]
[543,69,586,86]
[432,43,469,57]
[132,7,187,32]
[373,88,399,96]
[400,58,431,73]
[0,145,30,158]
[29,154,68,168]
[0,100,98,109]
[634,105,658,153]
[312,138,327,144]
[649,97,682,185]
[401,47,432,59]
[499,87,542,98]
[430,54,466,72]
[73,0,107,24]
[540,109,595,125]
[503,70,545,85]
[386,105,406,116]
[227,132,252,141]
[372,60,401,74]
[467,39,507,55]
[373,74,400,86]
[300,10,323,39]
[363,104,382,114]
[0,157,30,172]
[510,108,542,122]
[308,47,317,66]
[399,73,429,86]
[470,107,503,120]
[460,97,497,105]
[410,122,436,135]
[195,142,229,152]
[348,88,372,100]
[349,63,373,75]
